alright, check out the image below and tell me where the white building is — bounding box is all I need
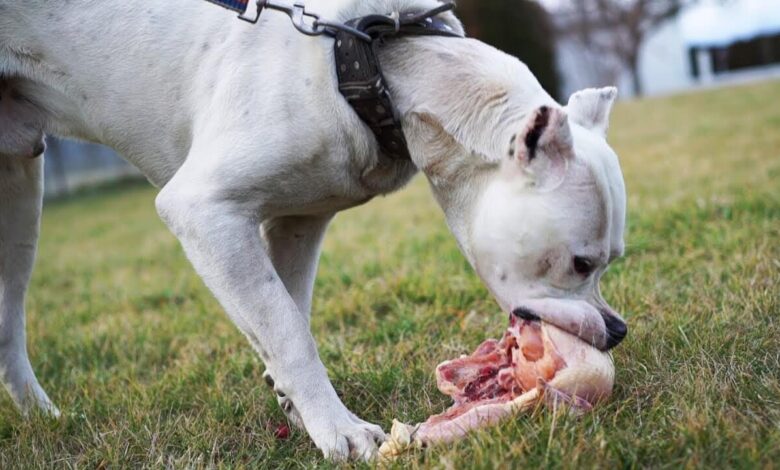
[551,0,780,99]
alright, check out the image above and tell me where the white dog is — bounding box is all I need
[0,0,627,460]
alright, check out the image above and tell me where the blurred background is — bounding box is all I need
[43,0,780,197]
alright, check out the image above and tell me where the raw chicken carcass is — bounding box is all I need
[379,317,615,458]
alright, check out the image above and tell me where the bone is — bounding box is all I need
[378,320,615,459]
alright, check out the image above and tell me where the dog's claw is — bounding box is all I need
[263,370,305,430]
[278,395,305,430]
[263,370,284,396]
[263,370,275,388]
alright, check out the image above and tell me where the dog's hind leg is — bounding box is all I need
[0,155,59,416]
[260,215,332,429]
[262,215,332,323]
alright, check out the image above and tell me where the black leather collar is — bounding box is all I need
[334,7,463,161]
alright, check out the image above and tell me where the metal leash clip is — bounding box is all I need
[236,0,375,41]
[240,1,326,36]
[289,3,326,36]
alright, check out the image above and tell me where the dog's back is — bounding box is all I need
[1,0,242,182]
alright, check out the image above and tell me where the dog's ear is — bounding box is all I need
[509,105,573,164]
[565,87,618,137]
[505,105,573,189]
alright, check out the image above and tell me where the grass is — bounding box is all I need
[1,80,779,468]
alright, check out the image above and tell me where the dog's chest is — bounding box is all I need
[256,149,418,218]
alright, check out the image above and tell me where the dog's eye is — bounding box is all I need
[572,256,595,276]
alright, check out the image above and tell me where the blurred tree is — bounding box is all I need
[457,0,561,99]
[557,0,696,96]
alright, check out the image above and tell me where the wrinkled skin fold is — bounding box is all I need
[379,318,615,457]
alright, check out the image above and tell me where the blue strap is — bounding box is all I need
[205,0,249,13]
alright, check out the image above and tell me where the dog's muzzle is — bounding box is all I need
[511,304,628,350]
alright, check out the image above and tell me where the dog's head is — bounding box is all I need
[384,37,626,350]
[468,88,627,350]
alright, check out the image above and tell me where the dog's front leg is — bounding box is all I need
[155,179,384,461]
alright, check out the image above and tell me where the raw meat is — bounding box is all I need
[379,317,615,458]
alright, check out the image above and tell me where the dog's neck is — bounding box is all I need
[379,36,557,262]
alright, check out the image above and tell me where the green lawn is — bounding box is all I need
[1,80,779,468]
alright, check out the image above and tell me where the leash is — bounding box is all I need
[204,0,463,162]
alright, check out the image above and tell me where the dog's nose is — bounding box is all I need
[602,312,627,350]
[512,307,540,321]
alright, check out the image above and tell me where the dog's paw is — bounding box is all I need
[303,410,386,461]
[263,370,386,460]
